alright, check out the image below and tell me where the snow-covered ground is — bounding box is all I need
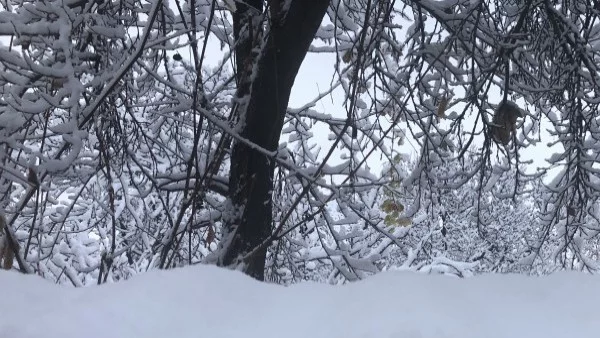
[1,266,597,338]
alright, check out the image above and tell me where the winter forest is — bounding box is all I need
[1,0,600,289]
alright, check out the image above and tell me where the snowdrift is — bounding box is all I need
[0,266,597,338]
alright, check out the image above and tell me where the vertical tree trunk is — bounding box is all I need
[221,0,330,280]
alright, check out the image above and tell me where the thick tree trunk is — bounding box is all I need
[221,0,330,280]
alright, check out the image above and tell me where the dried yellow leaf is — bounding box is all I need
[437,96,449,119]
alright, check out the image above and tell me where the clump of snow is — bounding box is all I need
[0,266,597,338]
[0,110,26,131]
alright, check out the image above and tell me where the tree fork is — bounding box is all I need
[221,0,331,280]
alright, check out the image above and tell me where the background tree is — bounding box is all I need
[1,0,600,285]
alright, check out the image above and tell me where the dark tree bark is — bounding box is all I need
[221,0,330,280]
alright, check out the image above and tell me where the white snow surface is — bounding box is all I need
[1,265,597,338]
